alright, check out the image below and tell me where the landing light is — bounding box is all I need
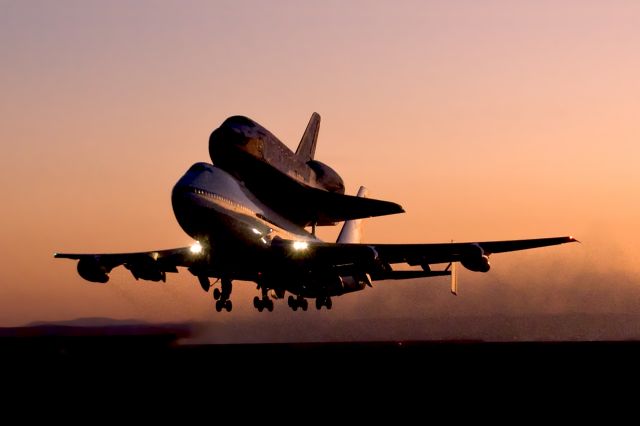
[251,228,261,235]
[292,241,309,251]
[190,241,203,255]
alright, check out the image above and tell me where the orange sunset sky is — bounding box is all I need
[1,1,639,340]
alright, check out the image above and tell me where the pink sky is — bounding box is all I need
[1,1,639,338]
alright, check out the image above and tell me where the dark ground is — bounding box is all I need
[2,325,637,411]
[2,324,640,379]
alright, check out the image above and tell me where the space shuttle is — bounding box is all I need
[208,113,404,227]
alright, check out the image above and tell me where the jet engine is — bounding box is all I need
[304,272,369,296]
[125,258,166,282]
[77,257,109,283]
[460,245,491,272]
[338,273,371,293]
[307,160,345,194]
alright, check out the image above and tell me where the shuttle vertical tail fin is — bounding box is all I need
[295,112,321,162]
[337,186,368,243]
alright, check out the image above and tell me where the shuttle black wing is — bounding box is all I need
[307,187,405,225]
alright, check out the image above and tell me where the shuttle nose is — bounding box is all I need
[210,125,247,147]
[209,121,265,165]
[209,125,248,165]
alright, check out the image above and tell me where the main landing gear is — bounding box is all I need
[253,287,273,312]
[287,295,308,311]
[315,296,332,310]
[213,278,233,312]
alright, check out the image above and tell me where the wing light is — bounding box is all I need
[292,241,309,251]
[190,241,203,255]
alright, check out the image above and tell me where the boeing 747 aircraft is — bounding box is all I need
[55,113,576,312]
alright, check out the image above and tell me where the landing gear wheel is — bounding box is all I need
[215,300,223,312]
[292,304,298,312]
[301,299,308,311]
[213,288,221,300]
[266,299,274,312]
[224,299,232,312]
[288,295,295,308]
[326,297,332,310]
[254,296,266,312]
[315,298,322,310]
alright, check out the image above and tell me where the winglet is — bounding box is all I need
[295,112,321,162]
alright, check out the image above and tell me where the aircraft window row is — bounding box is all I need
[191,187,254,214]
[191,187,284,229]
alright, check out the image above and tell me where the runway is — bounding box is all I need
[2,324,639,375]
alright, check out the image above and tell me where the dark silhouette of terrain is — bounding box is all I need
[1,314,639,370]
[2,314,640,389]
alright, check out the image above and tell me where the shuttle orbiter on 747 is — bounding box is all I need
[55,113,576,312]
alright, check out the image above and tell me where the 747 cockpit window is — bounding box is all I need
[188,163,211,173]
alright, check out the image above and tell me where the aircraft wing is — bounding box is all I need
[255,175,404,225]
[307,188,404,224]
[54,246,202,283]
[273,236,577,278]
[365,236,577,265]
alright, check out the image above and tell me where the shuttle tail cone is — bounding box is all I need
[337,186,368,244]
